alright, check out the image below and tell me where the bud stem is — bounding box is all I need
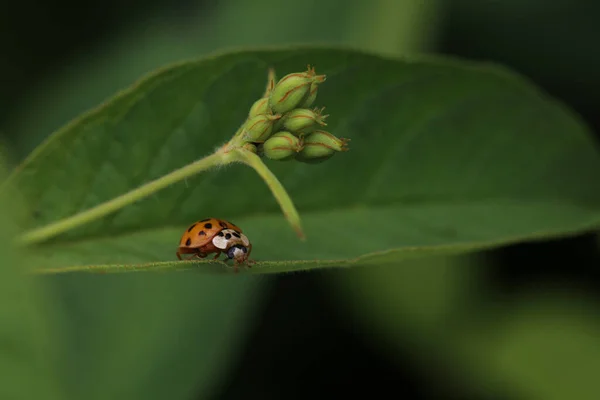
[229,148,305,240]
[16,68,307,246]
[16,151,230,246]
[16,138,305,246]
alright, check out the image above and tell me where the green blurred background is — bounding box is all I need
[2,0,600,399]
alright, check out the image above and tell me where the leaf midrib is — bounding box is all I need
[33,218,600,275]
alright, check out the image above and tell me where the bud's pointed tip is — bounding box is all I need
[341,137,351,151]
[264,67,277,97]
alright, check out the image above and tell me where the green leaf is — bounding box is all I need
[458,294,600,400]
[328,254,600,399]
[329,254,483,339]
[327,254,490,395]
[0,156,62,399]
[6,46,600,273]
[46,273,264,400]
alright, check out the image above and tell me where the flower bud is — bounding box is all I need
[242,113,281,143]
[299,82,319,108]
[245,69,278,119]
[263,131,303,161]
[295,130,349,163]
[248,97,270,118]
[269,66,326,114]
[242,143,258,154]
[280,107,328,134]
[305,130,349,151]
[295,152,334,164]
[271,118,284,133]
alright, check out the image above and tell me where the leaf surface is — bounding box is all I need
[6,46,600,273]
[0,157,61,399]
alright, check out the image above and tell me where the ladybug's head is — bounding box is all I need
[227,244,248,262]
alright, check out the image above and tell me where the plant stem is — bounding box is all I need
[17,135,305,246]
[16,151,230,246]
[231,148,305,240]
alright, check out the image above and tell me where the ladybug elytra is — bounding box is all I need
[176,218,253,272]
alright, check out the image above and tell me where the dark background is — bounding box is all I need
[2,0,600,398]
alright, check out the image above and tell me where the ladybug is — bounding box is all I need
[176,218,253,272]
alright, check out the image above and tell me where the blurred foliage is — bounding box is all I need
[0,154,61,400]
[328,254,494,397]
[439,0,600,138]
[440,0,600,87]
[45,273,265,400]
[329,256,600,400]
[465,293,600,400]
[1,0,600,399]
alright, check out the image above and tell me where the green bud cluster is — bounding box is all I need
[237,65,349,163]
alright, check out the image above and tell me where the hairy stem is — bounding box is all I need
[16,151,231,246]
[230,148,305,240]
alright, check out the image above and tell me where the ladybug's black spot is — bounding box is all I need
[225,233,232,239]
[199,231,206,236]
[219,221,228,228]
[187,224,197,232]
[218,232,224,237]
[204,223,213,229]
[232,232,241,238]
[185,238,191,246]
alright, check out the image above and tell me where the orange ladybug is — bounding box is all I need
[176,218,253,272]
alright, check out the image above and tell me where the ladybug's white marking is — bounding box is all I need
[212,229,246,250]
[232,247,245,258]
[212,234,229,249]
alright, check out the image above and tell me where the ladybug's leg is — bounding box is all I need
[196,251,208,259]
[177,251,196,260]
[246,244,255,267]
[212,251,221,260]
